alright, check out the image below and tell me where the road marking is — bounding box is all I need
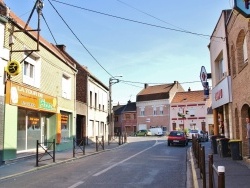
[93,141,161,176]
[68,181,84,188]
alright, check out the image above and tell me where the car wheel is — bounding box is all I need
[168,142,170,146]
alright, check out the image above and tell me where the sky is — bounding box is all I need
[4,0,233,105]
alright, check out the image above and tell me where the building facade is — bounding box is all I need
[226,8,250,156]
[114,100,136,136]
[170,90,212,133]
[209,10,233,139]
[2,7,77,161]
[136,82,184,134]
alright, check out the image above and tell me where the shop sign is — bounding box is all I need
[7,81,57,112]
[212,76,232,109]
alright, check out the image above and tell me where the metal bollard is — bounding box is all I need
[209,154,213,188]
[218,166,225,188]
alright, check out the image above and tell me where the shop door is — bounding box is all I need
[41,117,48,146]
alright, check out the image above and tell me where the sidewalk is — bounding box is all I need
[190,141,250,188]
[0,141,124,181]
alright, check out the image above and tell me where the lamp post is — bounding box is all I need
[109,76,122,137]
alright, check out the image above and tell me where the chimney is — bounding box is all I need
[144,83,148,89]
[188,87,191,92]
[0,0,8,17]
[56,44,66,52]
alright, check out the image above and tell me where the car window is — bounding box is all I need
[169,131,183,136]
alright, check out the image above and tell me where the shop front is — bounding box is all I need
[211,76,232,138]
[3,81,58,160]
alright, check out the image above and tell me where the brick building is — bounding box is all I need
[226,8,250,156]
[136,81,184,134]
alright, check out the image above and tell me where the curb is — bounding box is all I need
[0,143,127,181]
[189,147,199,188]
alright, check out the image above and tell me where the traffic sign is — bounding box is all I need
[200,66,207,88]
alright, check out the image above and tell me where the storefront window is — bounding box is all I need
[27,111,40,149]
[61,112,70,142]
[17,109,26,151]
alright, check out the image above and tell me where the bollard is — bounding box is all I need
[102,136,104,150]
[108,135,111,145]
[218,166,225,188]
[53,139,55,162]
[96,136,98,152]
[124,133,127,143]
[209,154,213,188]
[73,137,76,158]
[119,135,121,145]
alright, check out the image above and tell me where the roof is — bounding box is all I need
[136,83,174,102]
[113,105,126,115]
[114,101,136,115]
[123,101,136,112]
[171,90,205,103]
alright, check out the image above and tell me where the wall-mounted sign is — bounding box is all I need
[234,0,250,18]
[6,81,57,112]
[5,60,21,76]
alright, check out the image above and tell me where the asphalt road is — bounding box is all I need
[0,137,191,188]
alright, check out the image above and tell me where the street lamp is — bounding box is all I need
[109,75,122,137]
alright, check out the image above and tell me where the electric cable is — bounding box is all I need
[50,0,224,40]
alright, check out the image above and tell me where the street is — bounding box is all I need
[0,137,191,188]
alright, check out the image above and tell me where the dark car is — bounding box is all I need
[167,130,188,146]
[135,129,152,136]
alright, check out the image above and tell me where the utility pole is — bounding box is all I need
[108,76,122,137]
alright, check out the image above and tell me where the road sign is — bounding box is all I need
[200,66,207,88]
[234,0,250,18]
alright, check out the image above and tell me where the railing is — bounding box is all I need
[96,136,104,152]
[36,139,55,167]
[73,137,86,157]
[192,137,225,188]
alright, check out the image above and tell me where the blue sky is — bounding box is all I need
[4,0,232,105]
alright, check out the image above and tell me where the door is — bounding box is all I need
[41,116,48,146]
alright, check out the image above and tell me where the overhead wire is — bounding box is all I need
[46,0,212,89]
[51,0,224,40]
[47,0,114,78]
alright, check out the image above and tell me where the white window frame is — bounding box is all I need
[23,55,41,88]
[62,73,71,99]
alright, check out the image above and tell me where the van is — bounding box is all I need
[149,128,163,136]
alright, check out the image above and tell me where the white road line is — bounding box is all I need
[93,141,161,176]
[68,181,84,188]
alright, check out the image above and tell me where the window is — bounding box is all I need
[23,55,41,88]
[243,36,248,64]
[160,106,163,115]
[90,91,92,107]
[95,93,97,109]
[153,107,157,116]
[62,74,71,99]
[140,108,145,116]
[125,114,130,120]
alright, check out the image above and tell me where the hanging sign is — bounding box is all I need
[5,60,21,76]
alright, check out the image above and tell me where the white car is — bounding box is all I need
[187,130,208,142]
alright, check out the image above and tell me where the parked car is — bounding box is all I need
[135,129,152,136]
[167,131,188,146]
[149,128,163,136]
[187,129,208,142]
